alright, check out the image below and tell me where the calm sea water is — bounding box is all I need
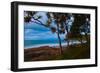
[24,39,66,48]
[24,22,66,48]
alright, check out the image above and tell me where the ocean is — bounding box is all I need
[24,21,66,49]
[24,39,66,49]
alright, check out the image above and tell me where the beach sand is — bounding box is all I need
[24,46,61,61]
[24,43,90,62]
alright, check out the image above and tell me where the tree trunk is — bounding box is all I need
[80,34,83,44]
[85,33,88,43]
[67,36,69,46]
[66,32,69,47]
[65,23,69,46]
[57,24,63,54]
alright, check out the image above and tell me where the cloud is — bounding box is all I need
[33,12,48,24]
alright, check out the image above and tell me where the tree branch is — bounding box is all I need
[31,17,48,28]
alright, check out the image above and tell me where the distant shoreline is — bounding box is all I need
[24,40,86,49]
[24,43,67,49]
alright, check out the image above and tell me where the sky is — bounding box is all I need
[24,12,69,41]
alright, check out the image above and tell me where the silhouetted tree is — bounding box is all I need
[47,13,64,54]
[70,14,90,44]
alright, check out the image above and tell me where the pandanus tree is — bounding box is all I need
[79,16,90,43]
[70,14,86,44]
[46,13,66,54]
[50,13,66,54]
[47,13,74,54]
[70,14,90,44]
[64,14,74,46]
[50,13,75,52]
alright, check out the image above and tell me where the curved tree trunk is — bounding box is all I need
[57,24,63,54]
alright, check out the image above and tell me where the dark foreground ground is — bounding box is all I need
[24,43,90,62]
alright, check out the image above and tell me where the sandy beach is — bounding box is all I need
[24,46,62,61]
[24,43,90,62]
